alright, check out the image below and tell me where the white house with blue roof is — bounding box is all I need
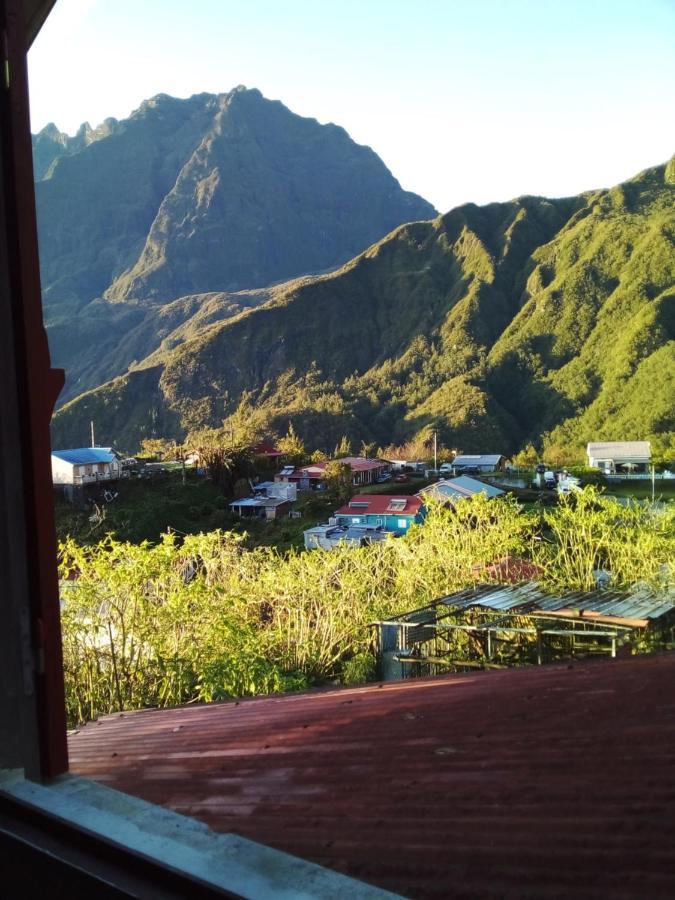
[51,447,122,486]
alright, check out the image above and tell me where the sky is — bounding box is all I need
[28,0,675,213]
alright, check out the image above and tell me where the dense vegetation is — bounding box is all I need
[52,158,675,460]
[59,489,674,727]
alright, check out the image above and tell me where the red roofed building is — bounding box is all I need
[252,441,284,459]
[276,457,391,490]
[334,494,425,535]
[327,457,391,486]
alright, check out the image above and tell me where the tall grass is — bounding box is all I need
[59,490,673,725]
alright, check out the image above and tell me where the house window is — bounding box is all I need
[398,519,408,529]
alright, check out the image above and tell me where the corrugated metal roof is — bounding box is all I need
[419,476,504,503]
[336,457,389,472]
[335,495,423,516]
[52,447,118,465]
[432,582,674,626]
[587,441,651,458]
[69,654,675,898]
[230,497,289,508]
[452,454,504,466]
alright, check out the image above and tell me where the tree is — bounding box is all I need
[323,461,353,505]
[334,435,352,458]
[222,393,271,447]
[139,438,172,460]
[360,440,378,459]
[277,423,306,465]
[513,444,539,469]
[185,427,254,493]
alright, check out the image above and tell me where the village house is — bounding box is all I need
[586,441,652,474]
[450,453,508,474]
[276,457,391,490]
[229,496,292,520]
[274,463,325,490]
[332,494,425,536]
[230,480,296,520]
[418,475,505,506]
[51,447,123,487]
[386,458,426,473]
[252,442,284,462]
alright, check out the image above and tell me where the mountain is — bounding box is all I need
[51,158,675,457]
[34,87,436,402]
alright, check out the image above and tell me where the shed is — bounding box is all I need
[374,582,675,680]
[229,496,292,520]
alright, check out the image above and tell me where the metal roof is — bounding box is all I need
[335,495,423,516]
[230,496,290,508]
[418,476,504,503]
[51,447,118,465]
[452,454,504,466]
[69,653,675,899]
[587,441,651,458]
[431,582,675,627]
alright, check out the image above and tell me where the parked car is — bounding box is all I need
[376,473,392,483]
[393,473,409,483]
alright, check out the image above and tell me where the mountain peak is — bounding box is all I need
[34,86,436,311]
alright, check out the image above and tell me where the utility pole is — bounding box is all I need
[652,464,656,503]
[433,430,438,472]
[90,420,95,447]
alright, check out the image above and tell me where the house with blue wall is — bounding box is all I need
[333,494,425,536]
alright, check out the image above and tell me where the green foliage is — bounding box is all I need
[323,460,353,506]
[276,422,306,465]
[341,652,377,685]
[334,435,352,457]
[534,488,674,591]
[59,488,674,726]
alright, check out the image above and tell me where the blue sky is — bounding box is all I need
[28,0,675,213]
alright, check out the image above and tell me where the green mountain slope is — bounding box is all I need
[52,160,674,456]
[36,87,436,403]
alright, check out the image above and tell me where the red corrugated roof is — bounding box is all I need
[336,457,389,472]
[335,494,423,516]
[68,654,675,898]
[252,442,283,457]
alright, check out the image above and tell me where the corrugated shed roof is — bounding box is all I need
[69,654,675,899]
[587,441,651,457]
[52,447,117,465]
[431,582,675,626]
